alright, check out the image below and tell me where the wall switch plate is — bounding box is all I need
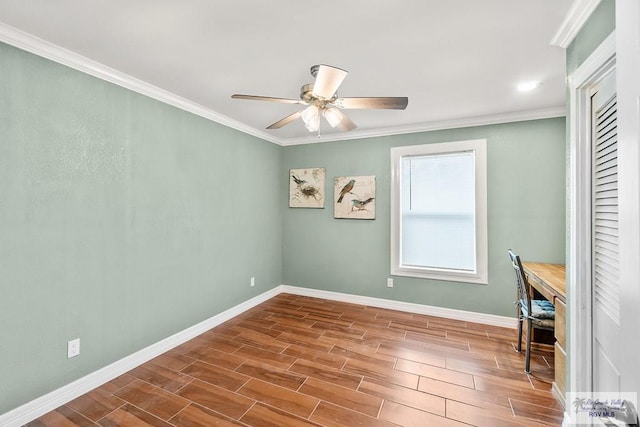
[387,278,394,288]
[67,338,80,358]
[250,277,255,287]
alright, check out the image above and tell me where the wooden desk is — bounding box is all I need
[522,262,566,304]
[522,262,566,407]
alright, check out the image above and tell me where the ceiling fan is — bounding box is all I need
[231,64,408,133]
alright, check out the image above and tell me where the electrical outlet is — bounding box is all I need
[67,338,80,358]
[387,278,394,288]
[250,277,255,287]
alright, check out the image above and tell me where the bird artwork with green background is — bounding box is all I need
[334,176,376,219]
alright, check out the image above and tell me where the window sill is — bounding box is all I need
[391,266,488,285]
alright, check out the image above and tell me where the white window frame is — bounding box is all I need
[390,139,488,284]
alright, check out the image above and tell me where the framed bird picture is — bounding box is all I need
[289,168,325,208]
[334,175,376,219]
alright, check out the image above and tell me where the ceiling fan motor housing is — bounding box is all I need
[300,83,337,105]
[309,64,321,78]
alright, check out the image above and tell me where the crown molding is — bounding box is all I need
[0,22,282,145]
[1,22,565,148]
[551,0,603,48]
[279,106,566,146]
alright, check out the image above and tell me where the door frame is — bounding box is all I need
[568,30,616,397]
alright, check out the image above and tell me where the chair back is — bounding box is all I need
[507,249,532,315]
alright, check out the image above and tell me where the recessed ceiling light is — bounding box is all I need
[517,81,540,92]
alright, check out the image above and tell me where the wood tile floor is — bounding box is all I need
[27,294,564,426]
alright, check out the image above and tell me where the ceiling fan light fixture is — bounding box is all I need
[323,107,344,128]
[231,64,406,133]
[301,105,320,132]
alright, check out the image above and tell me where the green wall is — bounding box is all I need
[282,118,566,317]
[0,42,282,414]
[566,0,616,75]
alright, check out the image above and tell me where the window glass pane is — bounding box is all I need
[400,152,476,271]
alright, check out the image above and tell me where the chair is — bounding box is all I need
[507,249,555,373]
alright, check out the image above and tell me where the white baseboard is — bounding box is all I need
[279,285,517,329]
[1,284,515,426]
[0,287,280,427]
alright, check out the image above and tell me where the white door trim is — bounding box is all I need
[568,30,616,396]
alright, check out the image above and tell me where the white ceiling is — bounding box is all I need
[0,0,572,145]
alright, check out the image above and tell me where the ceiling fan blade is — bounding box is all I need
[232,94,303,104]
[312,65,348,100]
[266,111,303,129]
[335,97,408,110]
[336,113,357,131]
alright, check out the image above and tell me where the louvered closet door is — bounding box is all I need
[593,87,619,323]
[591,70,621,393]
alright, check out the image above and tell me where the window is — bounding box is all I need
[391,139,488,284]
